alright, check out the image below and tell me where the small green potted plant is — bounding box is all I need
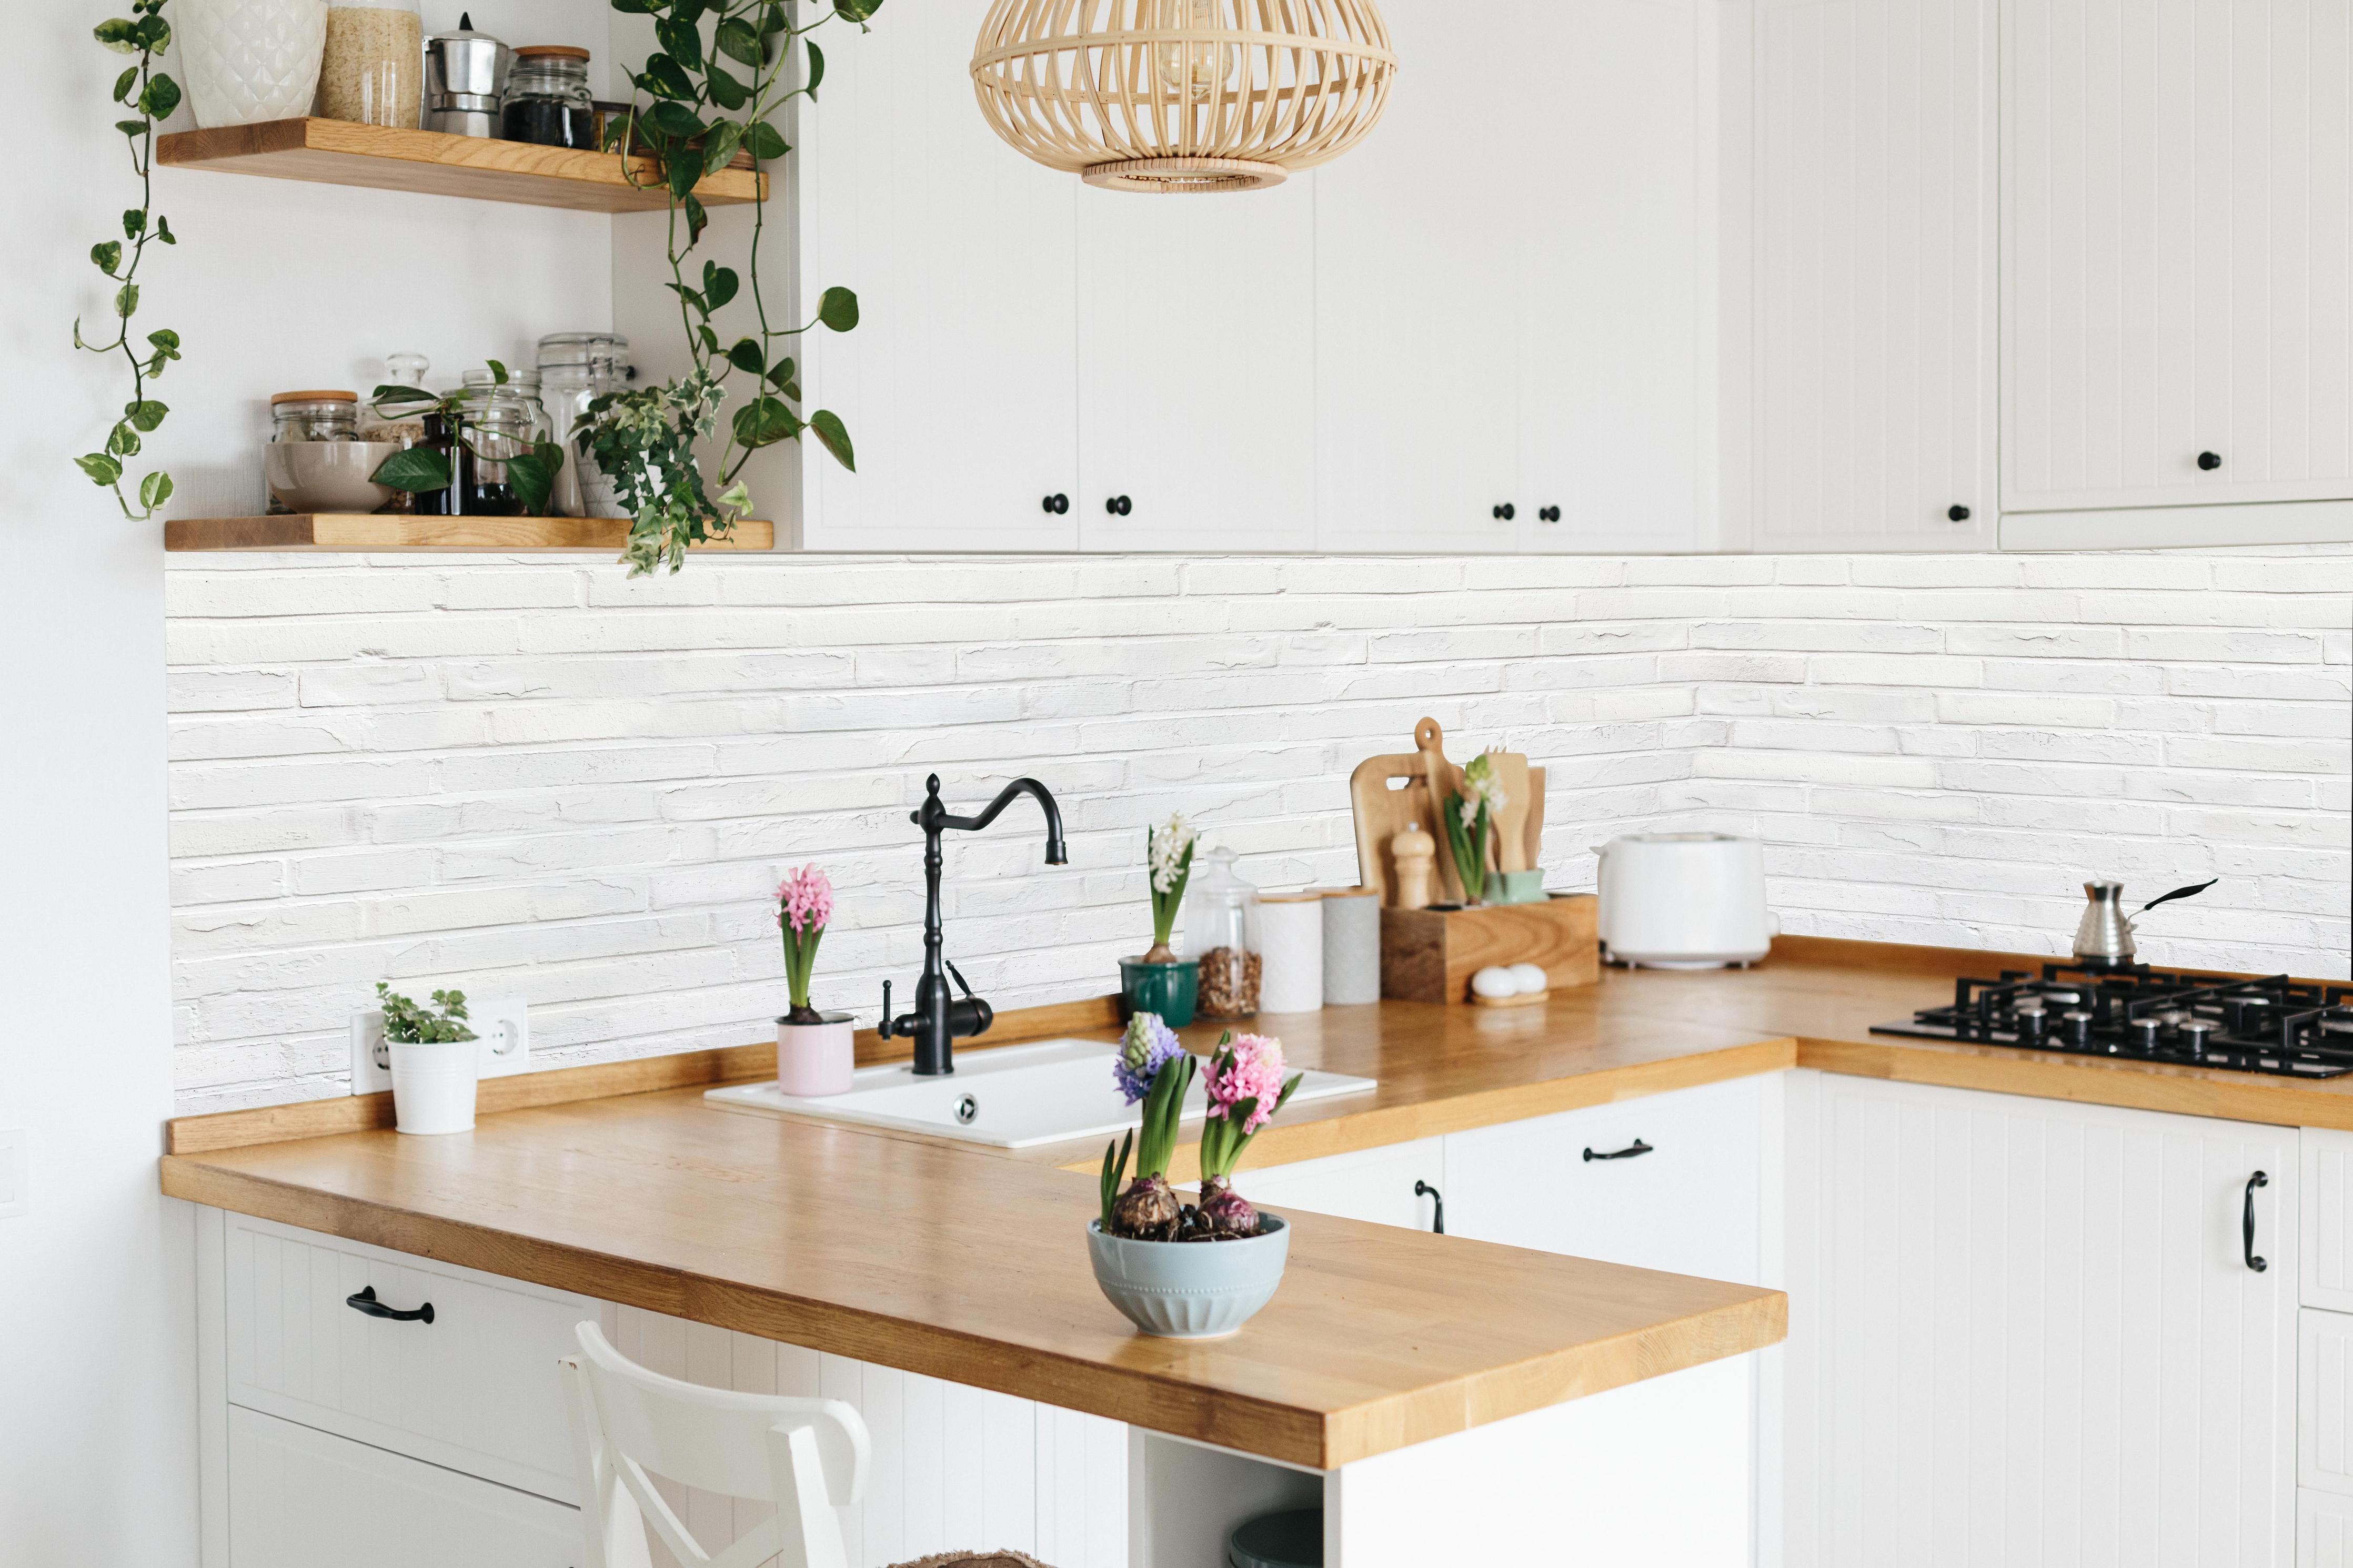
[1088,1017,1303,1338]
[1120,815,1200,1026]
[774,865,853,1097]
[376,983,478,1135]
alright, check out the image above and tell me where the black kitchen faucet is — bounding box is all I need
[879,774,1067,1076]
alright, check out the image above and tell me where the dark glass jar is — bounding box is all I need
[408,411,463,517]
[501,46,596,148]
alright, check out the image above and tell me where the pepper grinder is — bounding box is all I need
[1391,823,1437,911]
[424,13,511,138]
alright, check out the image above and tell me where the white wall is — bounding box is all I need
[163,545,2350,1114]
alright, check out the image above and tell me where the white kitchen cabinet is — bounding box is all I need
[2306,1128,2353,1312]
[1234,1136,1445,1232]
[2308,1490,2353,1568]
[1443,1074,1767,1284]
[2003,0,2353,522]
[1783,1071,2298,1567]
[227,1407,579,1568]
[1749,0,1998,551]
[2306,1310,2353,1496]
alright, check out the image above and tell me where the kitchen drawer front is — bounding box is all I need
[1232,1137,1445,1232]
[2307,1490,2353,1567]
[228,1406,579,1568]
[1443,1073,1765,1283]
[223,1211,598,1504]
[2305,1129,2353,1311]
[2308,1309,2353,1496]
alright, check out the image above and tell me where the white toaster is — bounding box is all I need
[1594,833,1778,968]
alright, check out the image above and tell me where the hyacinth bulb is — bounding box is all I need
[1112,1173,1182,1240]
[1196,1176,1260,1237]
[1152,0,1236,106]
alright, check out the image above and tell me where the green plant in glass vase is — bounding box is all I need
[589,0,875,575]
[367,362,566,515]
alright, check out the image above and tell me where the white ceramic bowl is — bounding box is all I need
[1087,1215,1290,1338]
[266,441,406,514]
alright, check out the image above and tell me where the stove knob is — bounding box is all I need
[2178,1019,2216,1057]
[2063,1009,2095,1047]
[2130,1018,2163,1053]
[2014,1005,2048,1042]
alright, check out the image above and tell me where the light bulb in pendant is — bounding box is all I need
[1153,0,1234,106]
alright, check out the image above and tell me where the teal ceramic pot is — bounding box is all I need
[1087,1216,1290,1338]
[1119,957,1199,1028]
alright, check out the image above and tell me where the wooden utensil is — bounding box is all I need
[1482,748,1534,874]
[1414,717,1469,903]
[1524,766,1546,871]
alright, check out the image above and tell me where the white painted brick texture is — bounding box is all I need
[165,548,2353,1112]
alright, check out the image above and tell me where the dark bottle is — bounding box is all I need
[410,412,464,517]
[501,45,597,148]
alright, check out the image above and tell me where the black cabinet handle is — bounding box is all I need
[1414,1179,1445,1234]
[1492,503,1516,521]
[1041,493,1069,515]
[1105,495,1132,516]
[346,1284,435,1324]
[1584,1138,1653,1162]
[1539,505,1561,523]
[2198,451,2223,471]
[1948,504,1971,522]
[2244,1171,2269,1272]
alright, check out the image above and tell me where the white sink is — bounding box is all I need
[705,1037,1378,1150]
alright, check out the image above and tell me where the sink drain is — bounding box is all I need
[954,1095,979,1125]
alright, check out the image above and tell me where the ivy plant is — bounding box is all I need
[594,0,874,575]
[76,0,183,520]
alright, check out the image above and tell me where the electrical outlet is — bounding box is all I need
[0,1129,26,1219]
[349,995,530,1094]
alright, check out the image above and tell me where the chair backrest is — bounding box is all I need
[560,1320,870,1568]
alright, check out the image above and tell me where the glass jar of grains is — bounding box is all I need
[502,46,597,148]
[270,390,362,443]
[318,0,423,129]
[1185,847,1263,1018]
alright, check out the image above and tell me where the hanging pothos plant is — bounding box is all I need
[77,0,184,520]
[594,0,875,575]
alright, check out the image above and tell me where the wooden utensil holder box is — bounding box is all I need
[1380,895,1598,1004]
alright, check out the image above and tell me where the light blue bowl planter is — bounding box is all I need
[1087,1216,1291,1339]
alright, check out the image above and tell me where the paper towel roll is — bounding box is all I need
[1318,886,1382,1006]
[1258,893,1325,1014]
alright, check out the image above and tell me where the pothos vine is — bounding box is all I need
[77,0,183,521]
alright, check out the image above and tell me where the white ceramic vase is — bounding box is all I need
[389,1036,477,1134]
[776,1014,854,1097]
[178,0,329,129]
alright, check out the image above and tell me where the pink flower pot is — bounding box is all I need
[776,1014,855,1097]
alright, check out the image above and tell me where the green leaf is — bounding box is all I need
[716,16,764,67]
[836,0,883,20]
[731,395,800,449]
[760,2,790,36]
[94,17,143,53]
[702,264,739,311]
[505,442,563,517]
[138,470,175,512]
[745,120,789,161]
[765,356,796,388]
[637,54,696,100]
[112,67,139,103]
[655,15,704,72]
[122,209,145,239]
[810,409,856,471]
[140,73,180,120]
[780,380,802,402]
[133,13,169,51]
[682,192,709,242]
[155,215,176,245]
[701,119,745,174]
[124,398,168,432]
[726,338,766,376]
[107,422,142,457]
[91,241,123,276]
[647,100,706,141]
[704,66,749,113]
[114,284,139,319]
[371,446,454,492]
[147,328,182,356]
[806,41,827,97]
[668,148,703,202]
[487,358,510,385]
[76,452,124,487]
[817,286,860,332]
[116,119,148,139]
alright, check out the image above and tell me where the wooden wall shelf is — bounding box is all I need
[157,118,764,213]
[164,515,782,553]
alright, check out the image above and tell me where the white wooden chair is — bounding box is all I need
[559,1321,871,1568]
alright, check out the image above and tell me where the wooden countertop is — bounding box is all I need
[160,935,2346,1468]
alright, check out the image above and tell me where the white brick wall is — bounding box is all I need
[165,548,2353,1112]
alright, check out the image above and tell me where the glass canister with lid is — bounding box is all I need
[1185,846,1262,1018]
[270,390,362,444]
[451,371,550,516]
[502,45,597,147]
[537,333,632,517]
[318,0,423,128]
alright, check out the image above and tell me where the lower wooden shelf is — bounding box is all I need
[164,515,784,553]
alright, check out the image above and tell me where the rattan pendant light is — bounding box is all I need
[970,1,1399,194]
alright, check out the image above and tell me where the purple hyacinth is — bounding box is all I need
[1113,1013,1182,1105]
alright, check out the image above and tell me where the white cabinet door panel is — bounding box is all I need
[2005,0,2353,513]
[1755,0,1997,549]
[1233,1137,1445,1232]
[228,1407,579,1568]
[2306,1310,2353,1497]
[1784,1073,2297,1568]
[2307,1490,2353,1568]
[2305,1128,2353,1312]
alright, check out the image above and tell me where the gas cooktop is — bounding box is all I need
[1874,963,2353,1078]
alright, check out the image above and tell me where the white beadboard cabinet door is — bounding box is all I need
[1075,178,1318,553]
[2004,0,2353,519]
[793,0,1081,551]
[2307,1128,2353,1311]
[1230,1137,1445,1232]
[2308,1490,2353,1568]
[2304,1310,2353,1496]
[228,1407,579,1568]
[1752,0,1998,550]
[1783,1071,2298,1568]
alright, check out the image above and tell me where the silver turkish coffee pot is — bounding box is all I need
[2071,878,2216,966]
[425,13,512,138]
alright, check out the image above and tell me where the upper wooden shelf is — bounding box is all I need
[165,514,782,553]
[156,118,765,213]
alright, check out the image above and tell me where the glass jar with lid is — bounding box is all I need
[502,45,597,148]
[1184,846,1262,1018]
[451,379,545,517]
[358,354,431,514]
[537,332,632,517]
[319,0,423,128]
[270,391,362,443]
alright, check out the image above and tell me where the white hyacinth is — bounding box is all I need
[1462,752,1510,819]
[1149,813,1196,893]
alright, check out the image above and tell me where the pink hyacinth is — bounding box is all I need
[777,865,833,936]
[1206,1033,1287,1135]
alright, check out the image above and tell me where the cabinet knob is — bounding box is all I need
[1492,503,1516,521]
[1947,504,1971,522]
[1041,493,1069,515]
[2198,451,2223,471]
[1105,495,1132,517]
[1539,505,1562,523]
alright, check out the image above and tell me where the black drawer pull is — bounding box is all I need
[346,1284,435,1324]
[1414,1179,1445,1234]
[2244,1171,2269,1272]
[1584,1138,1653,1162]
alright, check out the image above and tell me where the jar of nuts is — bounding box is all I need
[1184,846,1262,1018]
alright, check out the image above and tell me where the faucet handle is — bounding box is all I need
[879,979,894,1038]
[944,958,978,1001]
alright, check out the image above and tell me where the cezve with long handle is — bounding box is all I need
[2070,878,2217,967]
